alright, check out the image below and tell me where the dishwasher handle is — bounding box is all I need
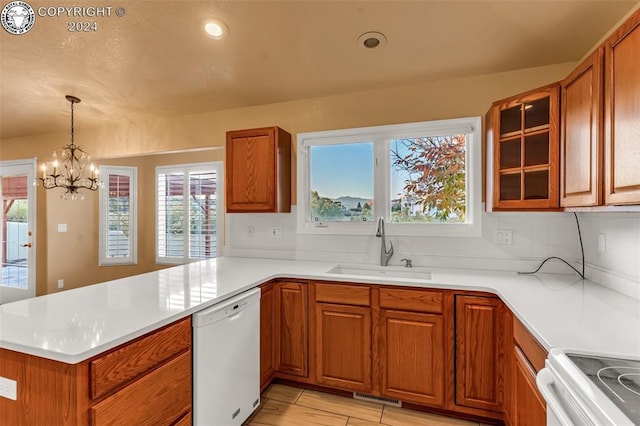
[537,368,578,426]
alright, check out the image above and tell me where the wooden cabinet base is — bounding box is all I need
[379,309,445,407]
[0,319,192,426]
[91,352,191,425]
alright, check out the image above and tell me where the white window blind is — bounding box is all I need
[156,163,221,264]
[99,166,137,265]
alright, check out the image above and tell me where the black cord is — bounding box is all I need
[518,212,585,279]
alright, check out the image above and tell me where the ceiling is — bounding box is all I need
[1,0,637,140]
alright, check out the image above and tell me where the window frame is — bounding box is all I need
[98,165,138,266]
[297,117,482,237]
[155,161,223,265]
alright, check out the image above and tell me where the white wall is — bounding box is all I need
[225,208,582,272]
[225,209,640,300]
[579,212,640,299]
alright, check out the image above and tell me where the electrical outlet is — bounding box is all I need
[57,279,64,289]
[0,376,17,401]
[270,227,282,239]
[248,225,255,238]
[57,224,67,233]
[494,230,513,245]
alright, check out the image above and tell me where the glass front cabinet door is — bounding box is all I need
[488,84,559,210]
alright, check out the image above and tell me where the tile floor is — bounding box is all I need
[244,384,484,426]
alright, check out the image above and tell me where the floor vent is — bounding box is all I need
[353,392,402,407]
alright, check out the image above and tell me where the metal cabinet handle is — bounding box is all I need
[21,243,32,248]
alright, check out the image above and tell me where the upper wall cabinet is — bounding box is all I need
[226,126,291,213]
[604,8,640,205]
[487,84,560,210]
[560,48,604,207]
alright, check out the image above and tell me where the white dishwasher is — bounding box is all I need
[193,288,261,426]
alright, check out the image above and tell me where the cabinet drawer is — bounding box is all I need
[315,282,371,306]
[379,288,443,313]
[90,318,191,399]
[513,317,547,373]
[91,351,192,425]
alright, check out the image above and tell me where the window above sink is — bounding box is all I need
[297,117,482,237]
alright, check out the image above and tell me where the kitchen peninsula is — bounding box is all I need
[1,257,639,424]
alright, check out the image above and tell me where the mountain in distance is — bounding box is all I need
[334,196,371,210]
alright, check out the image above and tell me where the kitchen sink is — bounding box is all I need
[327,264,432,280]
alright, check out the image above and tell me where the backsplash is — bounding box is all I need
[578,212,640,299]
[225,208,640,300]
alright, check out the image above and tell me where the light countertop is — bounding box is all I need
[1,257,639,364]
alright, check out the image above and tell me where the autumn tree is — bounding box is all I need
[391,135,466,222]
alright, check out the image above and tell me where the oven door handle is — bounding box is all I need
[537,368,577,426]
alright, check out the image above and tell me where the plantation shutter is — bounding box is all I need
[156,164,218,263]
[99,166,137,265]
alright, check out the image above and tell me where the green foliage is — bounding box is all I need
[310,190,346,220]
[6,200,27,222]
[392,135,466,222]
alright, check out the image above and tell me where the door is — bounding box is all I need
[315,303,371,391]
[604,9,640,204]
[380,309,445,407]
[275,281,308,377]
[0,160,36,304]
[455,295,504,413]
[561,48,603,207]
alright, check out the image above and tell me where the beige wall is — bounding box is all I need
[0,61,576,295]
[44,150,223,293]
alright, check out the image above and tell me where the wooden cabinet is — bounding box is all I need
[505,315,547,426]
[454,295,504,413]
[313,282,372,391]
[378,287,446,407]
[315,303,372,391]
[379,309,445,407]
[226,126,291,212]
[604,8,640,205]
[512,348,546,426]
[276,281,308,377]
[91,352,191,425]
[561,48,604,207]
[260,283,277,389]
[0,318,192,425]
[488,84,559,210]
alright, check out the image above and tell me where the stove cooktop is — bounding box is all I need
[567,354,640,424]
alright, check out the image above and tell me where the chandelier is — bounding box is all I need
[38,95,101,200]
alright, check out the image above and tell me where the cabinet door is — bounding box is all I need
[260,284,277,388]
[91,351,192,426]
[226,128,276,212]
[226,127,291,213]
[315,303,372,391]
[276,282,308,377]
[455,295,504,413]
[491,84,559,210]
[513,347,546,426]
[604,9,640,205]
[561,49,604,207]
[379,309,445,407]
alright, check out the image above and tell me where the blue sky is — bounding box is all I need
[310,141,411,200]
[310,143,373,199]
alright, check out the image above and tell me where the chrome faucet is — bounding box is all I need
[376,217,394,266]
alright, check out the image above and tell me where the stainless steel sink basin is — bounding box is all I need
[327,264,432,280]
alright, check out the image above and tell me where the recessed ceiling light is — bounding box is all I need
[357,31,387,50]
[204,20,228,39]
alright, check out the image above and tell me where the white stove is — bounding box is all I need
[537,349,640,425]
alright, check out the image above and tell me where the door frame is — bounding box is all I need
[0,158,37,303]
